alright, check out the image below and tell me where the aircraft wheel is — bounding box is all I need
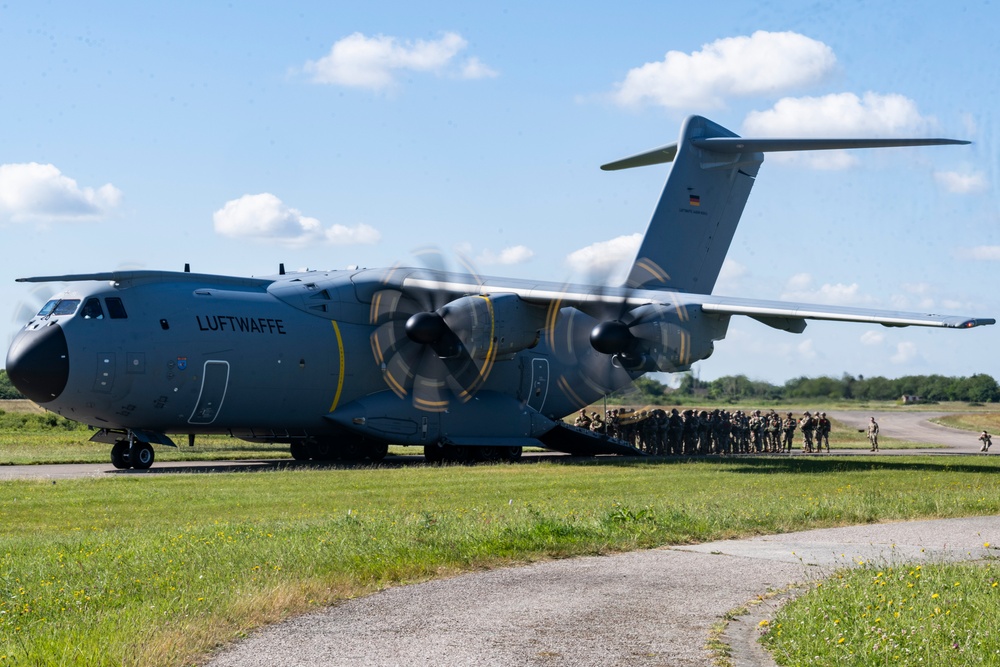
[110,441,130,469]
[503,446,523,463]
[131,443,155,470]
[424,444,444,464]
[362,442,388,462]
[476,446,500,462]
[289,441,311,461]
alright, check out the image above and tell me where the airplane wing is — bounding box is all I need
[397,270,994,330]
[696,295,995,330]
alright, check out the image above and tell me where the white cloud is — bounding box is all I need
[565,233,642,282]
[934,170,988,194]
[797,338,817,360]
[713,258,748,292]
[743,92,935,169]
[780,272,876,306]
[213,193,380,246]
[744,92,933,136]
[612,31,835,110]
[860,330,884,346]
[890,341,918,364]
[302,32,495,90]
[0,162,122,223]
[955,245,1000,261]
[460,57,499,80]
[477,244,534,266]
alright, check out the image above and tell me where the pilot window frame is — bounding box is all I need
[105,297,128,319]
[82,298,105,320]
[38,299,81,317]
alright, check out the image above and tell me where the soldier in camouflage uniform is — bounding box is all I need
[782,412,797,452]
[681,410,697,455]
[697,410,711,454]
[768,411,782,452]
[800,411,815,453]
[667,408,683,455]
[815,412,831,452]
[867,417,879,452]
[750,410,764,452]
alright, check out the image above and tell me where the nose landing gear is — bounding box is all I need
[110,433,155,470]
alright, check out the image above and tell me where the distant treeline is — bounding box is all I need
[672,373,1000,403]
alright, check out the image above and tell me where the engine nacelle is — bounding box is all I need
[440,293,547,360]
[598,303,729,373]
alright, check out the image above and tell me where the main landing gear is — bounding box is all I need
[110,434,155,470]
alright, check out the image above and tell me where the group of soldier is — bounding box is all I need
[573,407,833,456]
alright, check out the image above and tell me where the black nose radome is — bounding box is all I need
[6,323,69,403]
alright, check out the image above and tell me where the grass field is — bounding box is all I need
[932,412,1000,433]
[761,561,1000,666]
[1,456,1000,665]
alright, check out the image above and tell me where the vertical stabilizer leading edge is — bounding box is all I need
[603,115,970,295]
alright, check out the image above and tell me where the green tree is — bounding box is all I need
[0,370,25,400]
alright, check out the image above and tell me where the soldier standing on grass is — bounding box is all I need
[867,417,880,452]
[800,411,815,453]
[769,410,783,452]
[980,430,992,452]
[782,412,797,452]
[816,412,831,452]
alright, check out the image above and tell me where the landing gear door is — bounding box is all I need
[525,358,549,413]
[188,360,230,425]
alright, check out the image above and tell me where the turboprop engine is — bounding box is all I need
[589,303,728,373]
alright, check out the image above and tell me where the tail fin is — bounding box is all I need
[606,115,968,294]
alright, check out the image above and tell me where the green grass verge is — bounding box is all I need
[1,456,1000,665]
[761,561,1000,665]
[931,412,1000,433]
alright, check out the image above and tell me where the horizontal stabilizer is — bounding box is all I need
[692,137,971,153]
[601,143,678,171]
[602,136,970,171]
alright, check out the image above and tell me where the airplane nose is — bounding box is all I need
[6,323,69,403]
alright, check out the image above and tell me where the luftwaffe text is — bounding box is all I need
[196,315,287,334]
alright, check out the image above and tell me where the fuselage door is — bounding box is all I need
[526,357,549,413]
[188,360,230,425]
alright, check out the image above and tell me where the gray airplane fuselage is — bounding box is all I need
[7,115,992,467]
[9,267,686,451]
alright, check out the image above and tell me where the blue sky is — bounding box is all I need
[2,0,997,385]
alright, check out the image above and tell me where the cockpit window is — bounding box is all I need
[105,297,128,319]
[37,300,59,316]
[82,298,105,320]
[37,299,81,317]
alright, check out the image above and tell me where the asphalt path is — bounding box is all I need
[826,410,983,453]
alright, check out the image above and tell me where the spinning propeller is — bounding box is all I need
[369,249,498,412]
[545,257,694,403]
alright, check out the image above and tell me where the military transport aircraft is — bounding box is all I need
[5,115,994,468]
